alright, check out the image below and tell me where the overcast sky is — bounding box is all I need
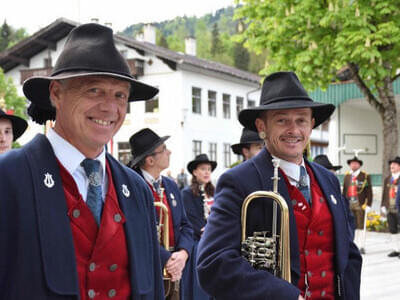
[2,0,236,34]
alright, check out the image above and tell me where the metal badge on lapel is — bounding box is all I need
[122,184,130,197]
[330,195,337,205]
[43,173,55,188]
[170,193,177,207]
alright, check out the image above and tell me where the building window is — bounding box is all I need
[118,142,132,165]
[236,96,244,116]
[44,57,52,68]
[223,143,231,167]
[192,87,202,114]
[209,142,217,161]
[223,94,231,119]
[193,140,202,158]
[208,90,217,117]
[247,99,256,108]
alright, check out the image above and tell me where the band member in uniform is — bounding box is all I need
[0,108,28,154]
[197,72,361,300]
[343,156,372,253]
[231,127,264,161]
[0,23,164,299]
[181,154,216,299]
[381,156,400,257]
[129,128,194,299]
[313,154,342,174]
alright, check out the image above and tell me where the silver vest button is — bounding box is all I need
[72,209,80,218]
[109,264,118,272]
[114,213,122,223]
[88,289,96,298]
[89,262,96,272]
[108,289,116,298]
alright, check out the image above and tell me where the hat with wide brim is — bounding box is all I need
[347,156,363,166]
[313,154,342,171]
[389,156,400,165]
[238,72,335,132]
[0,108,28,141]
[129,128,170,167]
[23,23,158,115]
[231,127,264,155]
[187,154,217,174]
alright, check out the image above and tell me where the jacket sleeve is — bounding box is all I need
[342,238,362,299]
[174,190,194,256]
[181,188,203,241]
[366,173,373,206]
[197,171,300,300]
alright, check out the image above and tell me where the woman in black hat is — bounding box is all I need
[0,108,28,154]
[181,154,216,300]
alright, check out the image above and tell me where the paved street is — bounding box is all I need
[361,231,400,299]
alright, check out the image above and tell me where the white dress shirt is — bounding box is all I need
[272,155,310,188]
[47,128,108,202]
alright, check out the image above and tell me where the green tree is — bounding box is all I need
[211,23,223,56]
[0,68,26,118]
[0,20,28,51]
[235,0,400,178]
[233,42,250,70]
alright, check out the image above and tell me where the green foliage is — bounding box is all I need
[234,0,400,91]
[120,6,266,73]
[0,68,27,119]
[0,20,28,51]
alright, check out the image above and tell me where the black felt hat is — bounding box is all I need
[238,72,335,131]
[313,154,342,171]
[0,108,28,141]
[23,23,158,120]
[347,156,363,166]
[389,156,400,165]
[187,154,217,174]
[231,127,264,155]
[129,128,170,167]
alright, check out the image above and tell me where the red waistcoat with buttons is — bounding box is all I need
[148,183,175,248]
[58,160,131,300]
[282,165,335,300]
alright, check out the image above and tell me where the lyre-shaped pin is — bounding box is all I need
[122,184,130,197]
[43,173,55,188]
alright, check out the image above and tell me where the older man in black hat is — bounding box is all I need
[0,108,28,154]
[231,127,264,161]
[313,154,342,173]
[197,72,361,300]
[343,156,372,253]
[0,23,164,299]
[129,128,194,300]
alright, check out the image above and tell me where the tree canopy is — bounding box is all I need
[235,0,400,176]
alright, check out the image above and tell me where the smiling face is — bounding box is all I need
[50,76,130,158]
[255,108,314,165]
[0,118,13,154]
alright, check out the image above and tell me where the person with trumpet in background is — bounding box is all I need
[129,128,194,299]
[182,154,217,299]
[197,72,361,300]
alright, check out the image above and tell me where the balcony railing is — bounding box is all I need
[20,67,52,84]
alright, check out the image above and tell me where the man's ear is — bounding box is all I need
[49,81,62,110]
[255,118,266,133]
[311,118,315,130]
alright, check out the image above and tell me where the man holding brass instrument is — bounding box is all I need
[197,72,362,300]
[129,128,194,299]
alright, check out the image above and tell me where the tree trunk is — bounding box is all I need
[379,98,398,185]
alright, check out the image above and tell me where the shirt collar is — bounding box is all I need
[47,128,106,178]
[392,172,400,180]
[141,168,162,185]
[351,169,361,177]
[271,154,306,183]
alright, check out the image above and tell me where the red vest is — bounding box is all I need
[148,183,175,248]
[282,165,335,299]
[58,160,131,300]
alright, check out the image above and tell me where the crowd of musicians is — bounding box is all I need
[1,22,399,300]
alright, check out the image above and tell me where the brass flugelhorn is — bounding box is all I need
[241,158,291,282]
[154,187,177,298]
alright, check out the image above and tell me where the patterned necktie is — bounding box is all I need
[299,166,311,205]
[81,158,103,225]
[153,179,161,194]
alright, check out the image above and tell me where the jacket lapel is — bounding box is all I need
[107,155,152,295]
[23,134,79,296]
